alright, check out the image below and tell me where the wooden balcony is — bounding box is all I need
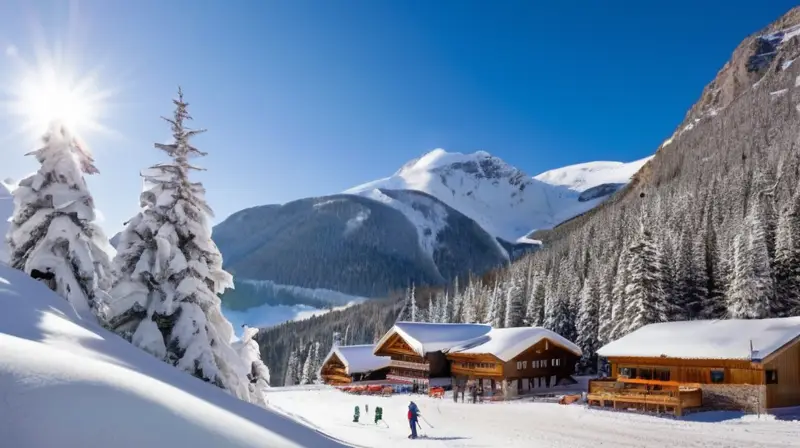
[587,378,703,416]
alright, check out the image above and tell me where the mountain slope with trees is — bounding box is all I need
[257,5,800,381]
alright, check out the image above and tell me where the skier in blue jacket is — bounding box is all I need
[407,401,419,439]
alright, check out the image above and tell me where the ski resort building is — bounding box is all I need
[373,322,492,387]
[447,327,582,399]
[594,317,800,413]
[320,344,391,385]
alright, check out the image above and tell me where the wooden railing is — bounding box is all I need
[587,378,703,416]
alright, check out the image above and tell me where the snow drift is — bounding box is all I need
[0,263,347,448]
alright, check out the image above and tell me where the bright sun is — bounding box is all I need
[2,51,113,141]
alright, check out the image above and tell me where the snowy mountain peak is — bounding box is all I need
[533,157,653,192]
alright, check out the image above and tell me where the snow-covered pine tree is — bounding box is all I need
[727,200,776,318]
[700,201,727,319]
[596,262,614,345]
[106,89,247,399]
[484,277,502,326]
[774,184,800,316]
[284,349,298,386]
[461,276,477,323]
[233,325,271,406]
[7,123,113,320]
[312,341,323,384]
[609,243,630,339]
[300,343,314,385]
[576,275,600,366]
[504,269,525,328]
[410,283,417,322]
[623,218,668,334]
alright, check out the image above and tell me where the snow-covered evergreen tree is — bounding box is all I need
[312,341,323,384]
[596,263,614,345]
[624,219,667,333]
[609,244,630,339]
[576,275,600,365]
[300,343,314,385]
[774,185,800,316]
[284,349,299,386]
[106,89,247,399]
[233,325,271,406]
[728,201,776,318]
[504,271,525,328]
[7,123,113,320]
[700,186,727,319]
[410,283,417,322]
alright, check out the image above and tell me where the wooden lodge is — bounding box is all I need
[592,317,800,414]
[373,322,492,387]
[320,344,391,385]
[447,327,582,399]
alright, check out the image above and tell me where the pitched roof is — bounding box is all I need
[449,327,582,361]
[596,317,800,361]
[374,322,492,357]
[322,344,391,375]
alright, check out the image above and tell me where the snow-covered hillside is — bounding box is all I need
[0,180,14,263]
[533,157,652,192]
[0,263,348,448]
[346,149,650,241]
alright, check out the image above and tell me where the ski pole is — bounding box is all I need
[420,414,434,428]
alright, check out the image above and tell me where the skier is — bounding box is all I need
[407,401,419,439]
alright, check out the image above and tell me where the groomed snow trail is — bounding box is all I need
[266,387,800,447]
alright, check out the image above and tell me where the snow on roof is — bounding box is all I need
[449,327,582,361]
[596,317,800,361]
[374,322,492,357]
[322,345,391,375]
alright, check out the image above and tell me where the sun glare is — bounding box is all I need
[18,69,97,135]
[9,63,108,140]
[1,48,115,144]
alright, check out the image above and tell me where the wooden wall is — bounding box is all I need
[447,338,579,382]
[764,338,800,408]
[608,356,763,385]
[449,353,504,379]
[503,339,579,381]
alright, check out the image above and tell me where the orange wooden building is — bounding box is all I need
[595,317,800,412]
[320,344,391,385]
[373,322,491,387]
[447,327,582,399]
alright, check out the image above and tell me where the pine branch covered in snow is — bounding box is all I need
[106,89,250,400]
[6,123,112,321]
[233,325,271,406]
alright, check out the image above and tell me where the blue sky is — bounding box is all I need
[0,0,797,233]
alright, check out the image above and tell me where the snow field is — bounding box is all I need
[267,387,800,447]
[0,263,348,448]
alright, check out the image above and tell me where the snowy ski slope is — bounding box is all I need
[268,387,800,447]
[0,263,348,448]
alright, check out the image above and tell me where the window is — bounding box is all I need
[545,341,549,351]
[552,358,561,367]
[522,361,527,369]
[517,361,522,370]
[710,369,725,384]
[619,367,637,378]
[639,368,653,380]
[542,359,548,368]
[766,370,778,384]
[655,368,671,381]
